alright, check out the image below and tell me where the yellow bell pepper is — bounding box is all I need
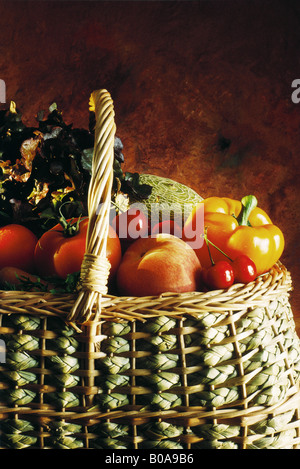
[183,195,284,276]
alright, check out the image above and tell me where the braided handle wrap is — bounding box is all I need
[68,89,116,323]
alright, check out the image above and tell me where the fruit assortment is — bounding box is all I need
[0,102,285,296]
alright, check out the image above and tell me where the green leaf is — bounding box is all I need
[81,147,94,173]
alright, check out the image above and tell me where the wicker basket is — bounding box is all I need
[0,90,300,450]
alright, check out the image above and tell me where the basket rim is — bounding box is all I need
[0,262,291,324]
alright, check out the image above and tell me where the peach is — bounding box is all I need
[116,233,202,297]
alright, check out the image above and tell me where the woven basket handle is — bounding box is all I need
[67,89,116,324]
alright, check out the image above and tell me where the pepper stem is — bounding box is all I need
[236,195,258,226]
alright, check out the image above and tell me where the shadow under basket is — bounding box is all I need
[1,90,300,449]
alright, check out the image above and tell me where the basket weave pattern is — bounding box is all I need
[0,90,300,449]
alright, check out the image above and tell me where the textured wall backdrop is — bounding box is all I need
[0,0,300,323]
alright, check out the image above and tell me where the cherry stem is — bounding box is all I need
[203,229,233,263]
[204,228,215,266]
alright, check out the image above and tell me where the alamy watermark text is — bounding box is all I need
[0,79,5,103]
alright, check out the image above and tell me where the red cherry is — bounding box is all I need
[231,255,257,284]
[202,261,234,290]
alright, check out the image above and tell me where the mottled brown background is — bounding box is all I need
[1,0,300,330]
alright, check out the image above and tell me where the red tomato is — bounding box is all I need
[151,220,182,237]
[111,207,149,252]
[34,218,122,280]
[0,224,38,273]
